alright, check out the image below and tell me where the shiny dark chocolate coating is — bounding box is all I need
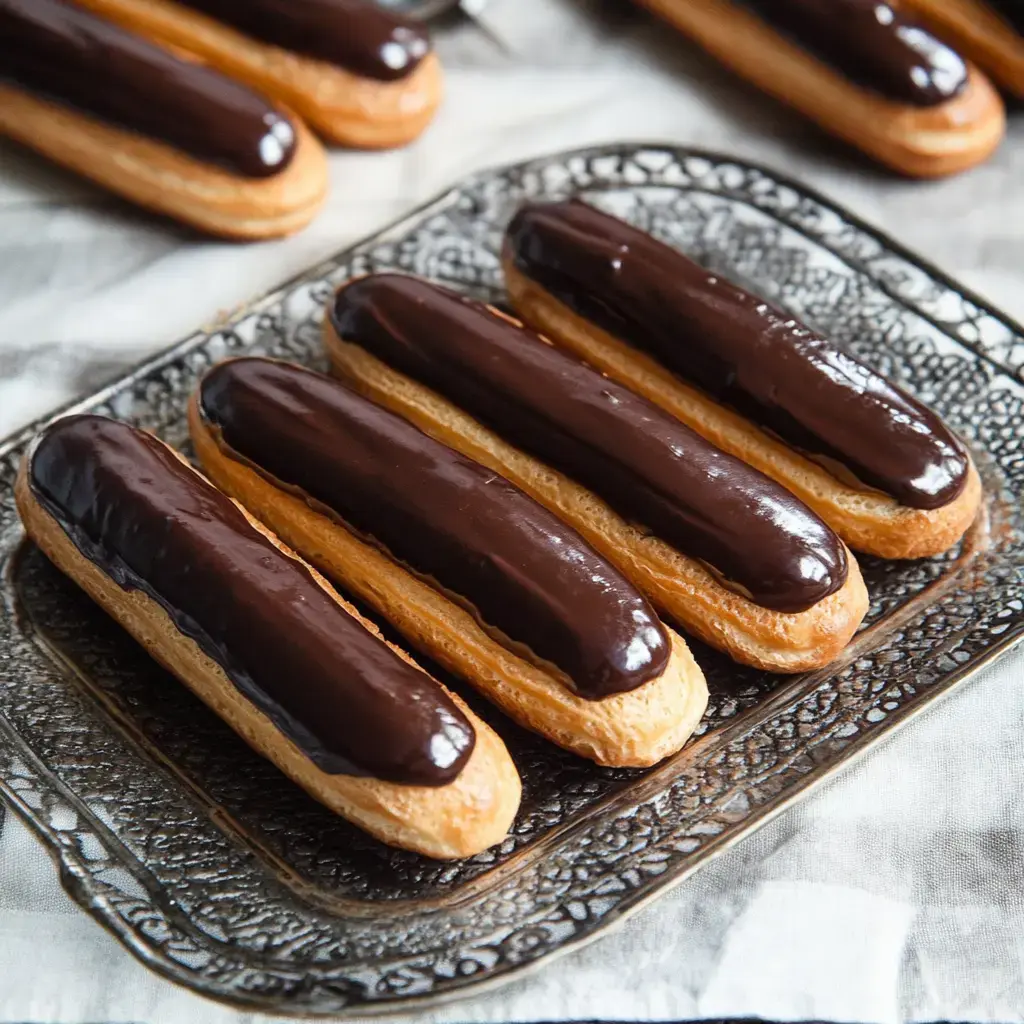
[987,0,1024,33]
[507,200,969,512]
[29,415,473,785]
[735,0,968,106]
[200,358,668,698]
[0,0,296,178]
[177,0,430,81]
[330,275,849,614]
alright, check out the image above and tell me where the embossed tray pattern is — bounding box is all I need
[0,145,1021,1016]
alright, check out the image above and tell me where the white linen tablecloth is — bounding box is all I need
[1,2,1023,1019]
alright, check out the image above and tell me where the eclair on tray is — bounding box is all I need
[324,274,870,674]
[190,358,709,768]
[17,415,520,859]
[503,199,982,561]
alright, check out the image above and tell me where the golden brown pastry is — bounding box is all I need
[897,0,1024,97]
[17,414,520,859]
[324,275,870,675]
[503,199,983,560]
[190,358,709,768]
[74,0,444,148]
[631,0,1004,177]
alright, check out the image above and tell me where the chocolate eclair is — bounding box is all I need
[630,0,1003,177]
[503,199,982,559]
[324,275,869,674]
[0,0,327,238]
[76,0,443,147]
[734,0,969,107]
[190,359,708,767]
[175,0,431,82]
[898,0,1024,97]
[16,415,520,858]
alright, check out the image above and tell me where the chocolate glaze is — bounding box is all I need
[29,415,473,785]
[507,200,970,512]
[0,0,296,178]
[734,0,968,106]
[199,359,668,699]
[177,0,430,81]
[329,275,848,614]
[987,0,1024,34]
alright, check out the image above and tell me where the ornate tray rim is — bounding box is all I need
[0,142,1021,1017]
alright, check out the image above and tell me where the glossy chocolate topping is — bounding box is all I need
[507,200,970,512]
[987,0,1024,33]
[200,359,668,698]
[0,0,296,178]
[330,275,848,614]
[735,0,968,106]
[177,0,430,81]
[29,415,473,785]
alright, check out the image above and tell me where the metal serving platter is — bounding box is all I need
[0,144,1021,1016]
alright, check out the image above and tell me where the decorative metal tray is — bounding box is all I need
[0,144,1021,1016]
